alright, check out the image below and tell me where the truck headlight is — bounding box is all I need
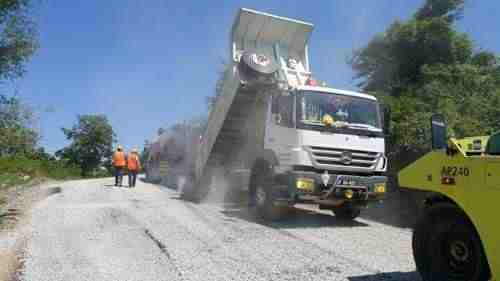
[374,183,386,193]
[296,178,315,191]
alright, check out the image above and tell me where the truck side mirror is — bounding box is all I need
[381,105,391,136]
[431,114,447,150]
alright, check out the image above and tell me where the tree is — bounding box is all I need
[57,115,116,176]
[350,0,500,156]
[350,16,472,95]
[0,0,38,80]
[0,0,38,157]
[415,0,464,22]
[0,94,38,156]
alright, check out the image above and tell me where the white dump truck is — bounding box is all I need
[182,8,389,220]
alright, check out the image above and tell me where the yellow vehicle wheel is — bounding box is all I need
[413,202,490,281]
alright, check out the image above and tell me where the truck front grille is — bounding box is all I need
[307,146,380,171]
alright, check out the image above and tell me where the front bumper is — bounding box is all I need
[275,170,387,206]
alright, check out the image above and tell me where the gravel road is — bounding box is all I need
[14,177,419,281]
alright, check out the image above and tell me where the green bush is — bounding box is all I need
[41,160,82,180]
[0,157,82,182]
[90,168,112,178]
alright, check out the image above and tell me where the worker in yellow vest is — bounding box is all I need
[127,148,141,188]
[112,145,126,186]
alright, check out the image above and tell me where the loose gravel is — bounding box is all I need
[11,178,419,281]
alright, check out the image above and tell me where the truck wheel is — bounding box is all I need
[239,52,279,79]
[332,205,361,220]
[413,203,490,281]
[249,165,286,221]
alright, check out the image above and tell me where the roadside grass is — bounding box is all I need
[0,157,82,181]
[0,157,82,213]
[0,156,111,216]
[0,157,81,180]
[0,172,33,215]
[0,173,31,188]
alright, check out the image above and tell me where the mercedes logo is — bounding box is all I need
[340,151,352,165]
[321,170,330,186]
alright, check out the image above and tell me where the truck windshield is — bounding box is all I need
[297,90,381,131]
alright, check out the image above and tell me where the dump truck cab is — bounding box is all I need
[262,84,388,210]
[398,114,499,281]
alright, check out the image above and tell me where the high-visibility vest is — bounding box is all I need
[113,151,126,167]
[127,153,140,171]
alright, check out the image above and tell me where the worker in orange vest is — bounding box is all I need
[112,144,126,186]
[127,148,141,188]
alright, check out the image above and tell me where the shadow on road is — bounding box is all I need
[103,184,133,189]
[138,177,152,184]
[140,177,179,191]
[359,189,427,229]
[221,205,369,229]
[348,271,420,281]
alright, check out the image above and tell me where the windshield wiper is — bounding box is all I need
[300,120,325,126]
[300,120,348,128]
[343,123,382,137]
[345,123,380,131]
[300,120,381,135]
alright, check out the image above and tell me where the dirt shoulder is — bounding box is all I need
[0,178,49,230]
[0,179,61,281]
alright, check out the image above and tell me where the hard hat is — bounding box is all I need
[322,114,334,127]
[117,144,123,150]
[132,148,138,153]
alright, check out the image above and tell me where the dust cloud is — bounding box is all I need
[201,166,231,204]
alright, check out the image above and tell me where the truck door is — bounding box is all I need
[485,159,500,188]
[472,134,500,275]
[265,92,298,167]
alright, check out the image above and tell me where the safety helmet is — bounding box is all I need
[322,114,334,127]
[132,148,138,153]
[117,144,123,150]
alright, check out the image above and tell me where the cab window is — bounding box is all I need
[271,93,294,128]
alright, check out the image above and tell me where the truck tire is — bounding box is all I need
[239,52,278,79]
[332,205,361,220]
[413,202,490,281]
[249,164,286,221]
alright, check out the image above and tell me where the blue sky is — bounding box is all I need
[9,0,500,153]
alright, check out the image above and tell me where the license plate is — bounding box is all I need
[335,175,356,186]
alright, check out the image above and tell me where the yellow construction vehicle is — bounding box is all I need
[455,135,490,156]
[398,114,498,281]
